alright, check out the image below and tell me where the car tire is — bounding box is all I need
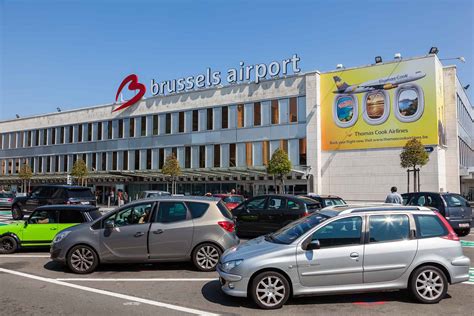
[250,271,290,309]
[192,243,222,272]
[0,236,18,254]
[11,205,23,220]
[456,228,470,237]
[409,265,448,304]
[67,245,99,274]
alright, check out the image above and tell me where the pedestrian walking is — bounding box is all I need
[385,186,403,204]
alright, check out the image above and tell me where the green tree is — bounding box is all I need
[267,148,292,194]
[400,138,429,192]
[19,163,33,193]
[71,159,88,186]
[162,153,181,194]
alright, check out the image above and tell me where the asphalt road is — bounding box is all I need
[0,212,473,315]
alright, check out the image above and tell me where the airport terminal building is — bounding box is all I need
[0,54,473,201]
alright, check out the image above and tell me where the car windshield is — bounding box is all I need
[444,194,467,207]
[323,198,345,207]
[87,210,102,220]
[68,188,94,198]
[267,213,330,245]
[222,196,244,203]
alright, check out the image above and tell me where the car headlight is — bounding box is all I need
[53,231,71,244]
[221,259,243,272]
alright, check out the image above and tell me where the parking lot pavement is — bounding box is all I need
[0,234,473,315]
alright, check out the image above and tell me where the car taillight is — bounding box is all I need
[218,221,235,233]
[434,211,459,241]
[7,198,13,202]
[66,200,71,205]
[300,210,309,218]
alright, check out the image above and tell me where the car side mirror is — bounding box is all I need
[24,221,28,228]
[104,220,115,229]
[305,240,320,251]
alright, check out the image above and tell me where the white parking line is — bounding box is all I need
[0,255,50,258]
[0,268,220,316]
[57,278,218,282]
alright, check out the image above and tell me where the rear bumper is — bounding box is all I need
[450,256,471,284]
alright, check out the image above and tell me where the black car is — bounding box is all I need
[11,185,96,220]
[402,192,472,236]
[233,195,321,237]
[301,194,346,208]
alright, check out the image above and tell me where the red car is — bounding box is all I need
[213,194,245,211]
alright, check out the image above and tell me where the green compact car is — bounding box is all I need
[0,205,102,254]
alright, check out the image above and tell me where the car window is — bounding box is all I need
[323,198,345,207]
[369,214,410,243]
[111,203,153,227]
[217,201,233,219]
[444,194,467,207]
[186,202,209,219]
[29,210,57,224]
[155,202,188,223]
[271,213,329,245]
[312,216,362,248]
[67,188,94,199]
[246,197,267,210]
[222,196,244,203]
[424,194,441,208]
[87,210,102,220]
[30,187,43,197]
[0,193,13,198]
[409,195,426,206]
[268,197,286,210]
[402,195,410,205]
[287,200,301,210]
[58,210,85,223]
[39,187,55,198]
[52,188,67,199]
[414,215,448,238]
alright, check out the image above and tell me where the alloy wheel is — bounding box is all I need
[196,245,219,270]
[1,239,13,251]
[415,269,444,301]
[256,276,286,308]
[70,247,95,272]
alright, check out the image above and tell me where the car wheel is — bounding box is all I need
[456,228,470,237]
[67,245,99,274]
[192,243,222,272]
[250,271,290,309]
[11,205,23,220]
[0,236,18,254]
[410,265,448,304]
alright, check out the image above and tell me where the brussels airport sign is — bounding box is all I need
[114,54,301,112]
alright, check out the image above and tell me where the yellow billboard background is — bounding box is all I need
[321,56,443,150]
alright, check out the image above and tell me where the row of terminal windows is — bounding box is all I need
[0,138,307,175]
[0,97,305,149]
[457,94,473,136]
[459,138,473,168]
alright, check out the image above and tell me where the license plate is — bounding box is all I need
[459,223,470,228]
[80,201,90,205]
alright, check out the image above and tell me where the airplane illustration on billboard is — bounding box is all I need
[333,71,426,94]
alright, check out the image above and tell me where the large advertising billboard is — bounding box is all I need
[321,56,445,150]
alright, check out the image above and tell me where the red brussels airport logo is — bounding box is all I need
[113,74,146,112]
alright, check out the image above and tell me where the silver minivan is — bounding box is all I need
[218,206,470,309]
[51,196,239,273]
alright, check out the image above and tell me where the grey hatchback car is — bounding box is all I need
[218,205,470,309]
[51,196,239,273]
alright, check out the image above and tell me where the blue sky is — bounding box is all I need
[0,0,472,120]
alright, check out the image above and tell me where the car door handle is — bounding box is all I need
[153,229,164,235]
[50,228,57,230]
[350,252,359,259]
[134,232,145,237]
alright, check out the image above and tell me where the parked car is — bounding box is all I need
[213,194,245,211]
[0,205,101,254]
[233,195,321,237]
[402,192,472,236]
[218,205,470,309]
[11,185,96,220]
[138,190,171,199]
[0,192,14,209]
[50,196,239,274]
[301,193,346,208]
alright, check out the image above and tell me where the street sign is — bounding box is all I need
[424,146,434,153]
[67,174,72,185]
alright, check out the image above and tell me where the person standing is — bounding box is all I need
[385,186,403,204]
[123,191,129,204]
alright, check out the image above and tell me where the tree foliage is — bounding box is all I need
[19,163,33,180]
[162,153,181,194]
[267,148,292,194]
[400,138,429,169]
[71,159,88,185]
